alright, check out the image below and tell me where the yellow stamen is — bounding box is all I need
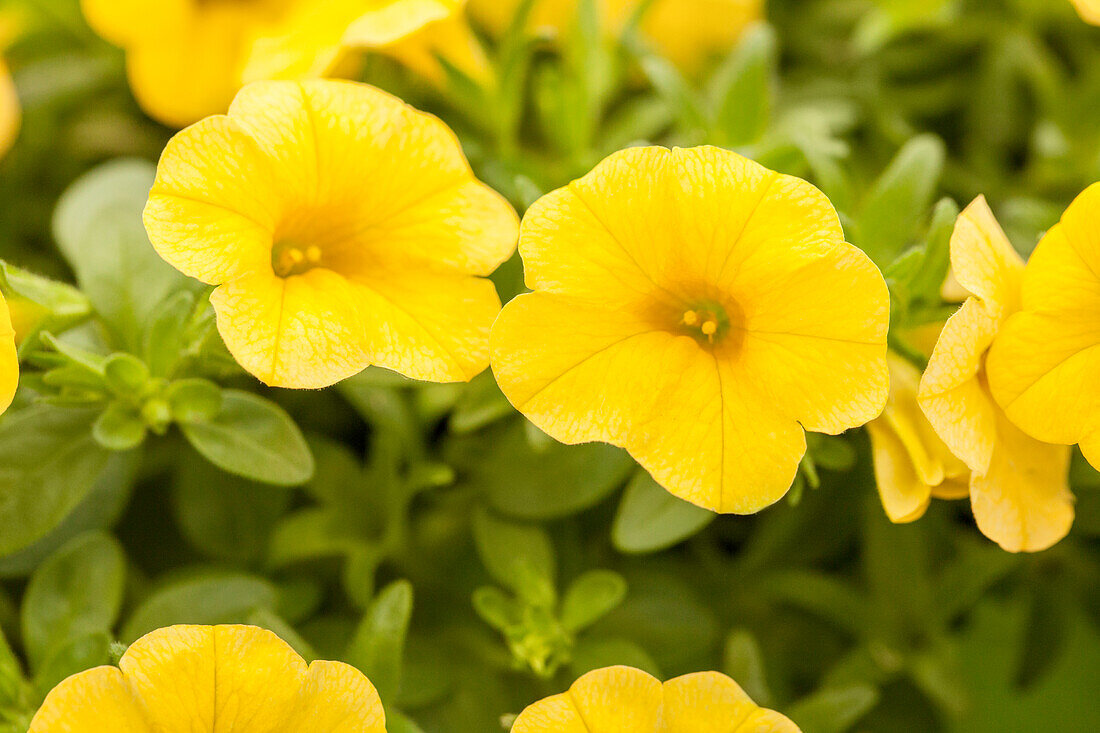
[305,245,323,263]
[701,320,718,337]
[682,310,700,327]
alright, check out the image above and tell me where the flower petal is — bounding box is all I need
[867,419,933,524]
[510,693,590,733]
[970,413,1073,553]
[145,116,280,284]
[0,295,17,415]
[948,196,1024,314]
[28,667,152,732]
[342,0,459,46]
[661,672,786,733]
[567,666,663,733]
[118,626,217,729]
[281,660,387,732]
[210,269,371,389]
[918,299,999,474]
[207,625,306,729]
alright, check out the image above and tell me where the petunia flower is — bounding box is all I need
[917,196,1073,553]
[868,353,969,524]
[28,625,385,732]
[1071,0,1100,24]
[0,58,17,159]
[987,184,1100,472]
[468,0,763,74]
[0,293,17,415]
[491,146,889,514]
[80,0,480,127]
[144,79,518,389]
[511,665,800,732]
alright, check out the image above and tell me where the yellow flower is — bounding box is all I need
[490,146,889,514]
[80,0,478,127]
[987,184,1100,471]
[144,79,518,389]
[868,353,969,523]
[468,0,763,74]
[0,59,17,159]
[1071,0,1100,25]
[28,625,385,732]
[511,665,800,732]
[918,196,1073,553]
[0,293,17,415]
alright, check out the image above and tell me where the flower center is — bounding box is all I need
[272,240,323,278]
[681,302,730,344]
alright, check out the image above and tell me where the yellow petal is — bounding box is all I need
[567,666,663,732]
[919,299,999,474]
[211,269,371,389]
[349,265,502,382]
[79,0,188,47]
[342,0,459,46]
[661,671,798,733]
[633,0,763,76]
[207,625,306,729]
[145,116,281,285]
[948,195,1024,315]
[970,412,1073,553]
[867,419,933,524]
[281,660,387,732]
[28,667,152,732]
[510,693,590,733]
[118,625,217,730]
[0,60,19,160]
[491,293,805,513]
[0,294,17,415]
[1072,0,1100,25]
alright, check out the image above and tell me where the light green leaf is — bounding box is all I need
[787,684,879,733]
[21,532,125,670]
[711,23,776,146]
[121,573,278,642]
[472,508,556,606]
[561,571,627,632]
[346,580,414,704]
[180,390,314,486]
[613,471,714,554]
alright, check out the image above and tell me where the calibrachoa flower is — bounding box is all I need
[868,353,969,523]
[145,79,518,389]
[511,665,800,732]
[491,146,889,514]
[918,196,1073,553]
[0,293,17,415]
[469,0,763,74]
[1072,0,1100,24]
[28,625,385,732]
[0,59,16,159]
[987,184,1100,471]
[81,0,478,127]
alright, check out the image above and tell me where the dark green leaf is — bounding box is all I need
[613,471,714,554]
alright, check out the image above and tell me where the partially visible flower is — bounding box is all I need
[145,79,518,389]
[29,625,385,732]
[511,665,800,732]
[918,196,1073,553]
[468,0,763,74]
[491,146,889,514]
[869,353,969,523]
[80,0,479,127]
[0,293,17,415]
[1071,0,1100,25]
[987,184,1100,471]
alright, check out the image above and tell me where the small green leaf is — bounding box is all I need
[472,508,556,606]
[102,353,149,395]
[346,580,414,704]
[723,629,773,707]
[180,390,314,486]
[560,571,627,632]
[32,632,112,701]
[92,402,146,451]
[787,684,879,733]
[166,379,222,425]
[472,586,520,632]
[711,23,776,146]
[449,371,514,434]
[0,406,112,557]
[570,637,661,679]
[613,471,715,554]
[121,573,278,642]
[21,532,125,670]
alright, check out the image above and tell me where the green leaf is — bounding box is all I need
[787,684,879,733]
[21,532,125,670]
[172,458,290,564]
[472,508,556,606]
[856,135,946,266]
[180,390,314,486]
[52,159,186,349]
[723,629,773,707]
[449,371,514,434]
[121,573,278,642]
[165,379,222,425]
[560,571,627,632]
[386,710,427,733]
[0,406,112,557]
[102,353,150,395]
[346,580,414,704]
[471,586,520,632]
[613,471,714,554]
[31,632,112,701]
[711,23,776,146]
[451,420,633,520]
[570,637,662,679]
[92,401,146,451]
[0,263,91,352]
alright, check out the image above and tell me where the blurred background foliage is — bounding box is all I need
[1,0,1100,731]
